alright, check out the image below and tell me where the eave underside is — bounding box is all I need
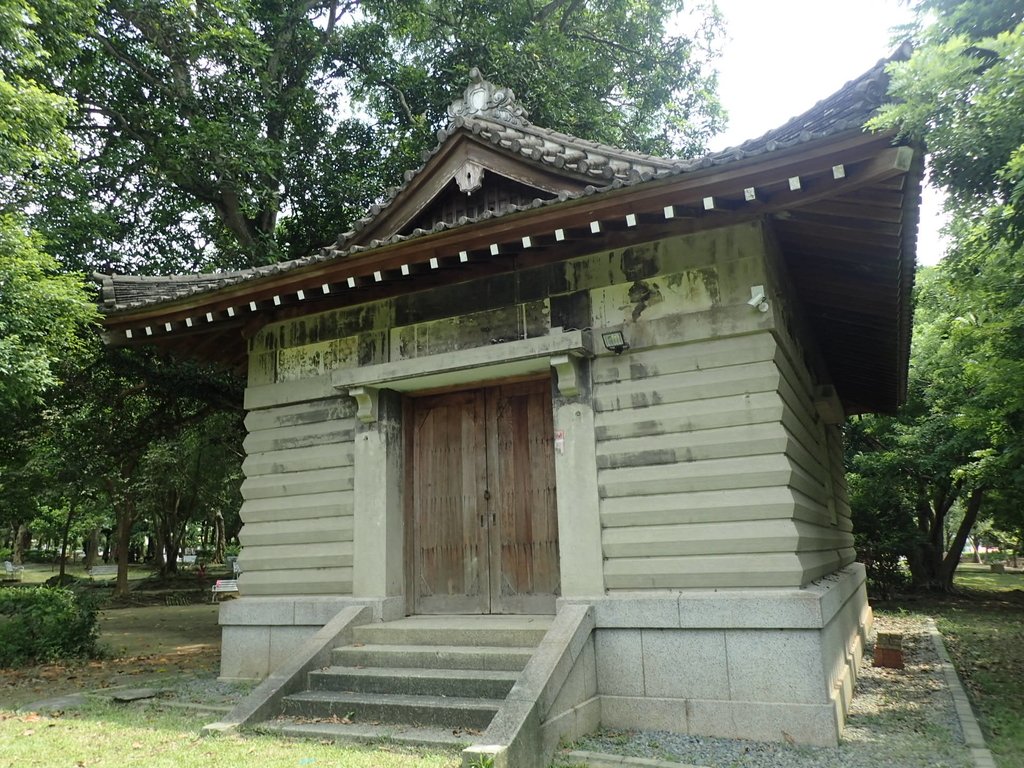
[101,131,920,414]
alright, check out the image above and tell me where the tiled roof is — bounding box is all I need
[94,44,910,314]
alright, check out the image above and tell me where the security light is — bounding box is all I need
[601,330,628,355]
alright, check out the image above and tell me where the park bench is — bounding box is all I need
[210,579,239,602]
[87,564,118,578]
[3,561,24,581]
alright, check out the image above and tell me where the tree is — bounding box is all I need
[37,0,724,271]
[849,0,1024,592]
[1,0,97,410]
[135,411,243,574]
[30,341,243,594]
[846,268,995,591]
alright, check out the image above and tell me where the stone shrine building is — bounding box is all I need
[95,52,921,766]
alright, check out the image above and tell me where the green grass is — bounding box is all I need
[5,561,154,585]
[876,567,1024,768]
[951,563,1024,592]
[3,566,1021,767]
[0,699,460,767]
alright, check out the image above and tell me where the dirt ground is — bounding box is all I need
[2,602,223,710]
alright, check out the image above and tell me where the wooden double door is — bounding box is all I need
[408,379,560,614]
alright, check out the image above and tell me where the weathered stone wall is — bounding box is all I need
[235,220,852,598]
[238,397,357,596]
[595,333,836,589]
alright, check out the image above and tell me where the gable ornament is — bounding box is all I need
[447,67,530,127]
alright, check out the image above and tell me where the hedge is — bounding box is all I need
[0,587,102,666]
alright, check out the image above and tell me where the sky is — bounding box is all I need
[705,0,948,266]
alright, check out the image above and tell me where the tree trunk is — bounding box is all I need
[970,535,982,563]
[908,484,963,591]
[58,501,76,580]
[152,525,166,569]
[114,505,135,597]
[941,487,985,591]
[909,497,946,590]
[162,525,181,574]
[12,524,28,565]
[213,512,226,563]
[84,527,100,569]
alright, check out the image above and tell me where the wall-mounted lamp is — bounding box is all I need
[748,285,770,313]
[601,330,629,355]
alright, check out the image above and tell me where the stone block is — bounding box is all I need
[507,606,591,714]
[685,699,737,739]
[595,630,644,696]
[590,594,680,628]
[875,632,903,650]
[219,596,297,626]
[548,638,594,717]
[220,626,270,680]
[725,629,826,704]
[642,629,728,699]
[600,695,687,732]
[540,696,600,758]
[269,626,315,670]
[721,700,840,747]
[293,596,359,625]
[811,564,865,626]
[678,590,823,629]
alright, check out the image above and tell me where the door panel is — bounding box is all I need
[411,390,489,614]
[410,379,560,614]
[487,381,560,613]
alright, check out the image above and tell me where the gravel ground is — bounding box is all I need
[563,614,973,768]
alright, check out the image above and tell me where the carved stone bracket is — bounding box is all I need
[447,67,530,126]
[455,160,485,194]
[349,385,380,424]
[550,353,584,397]
[813,385,845,425]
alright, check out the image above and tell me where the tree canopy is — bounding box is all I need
[3,0,725,585]
[850,0,1024,590]
[33,0,724,272]
[0,0,97,410]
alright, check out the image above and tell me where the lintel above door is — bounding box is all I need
[333,329,593,422]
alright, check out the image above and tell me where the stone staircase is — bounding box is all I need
[264,614,553,748]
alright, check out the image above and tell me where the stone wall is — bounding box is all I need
[238,396,357,596]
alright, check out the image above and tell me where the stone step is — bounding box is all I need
[280,690,502,730]
[263,718,474,749]
[332,643,534,671]
[308,666,519,699]
[352,615,552,648]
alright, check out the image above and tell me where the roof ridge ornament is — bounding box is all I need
[447,68,530,126]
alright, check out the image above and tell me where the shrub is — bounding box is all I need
[22,548,54,564]
[0,587,102,666]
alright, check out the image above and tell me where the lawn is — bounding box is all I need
[2,565,1021,768]
[875,566,1024,768]
[0,703,461,768]
[0,573,461,767]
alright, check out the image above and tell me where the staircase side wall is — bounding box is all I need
[562,565,871,747]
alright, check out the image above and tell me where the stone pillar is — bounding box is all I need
[352,388,404,600]
[553,377,605,598]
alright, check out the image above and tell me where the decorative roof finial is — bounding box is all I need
[447,68,530,126]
